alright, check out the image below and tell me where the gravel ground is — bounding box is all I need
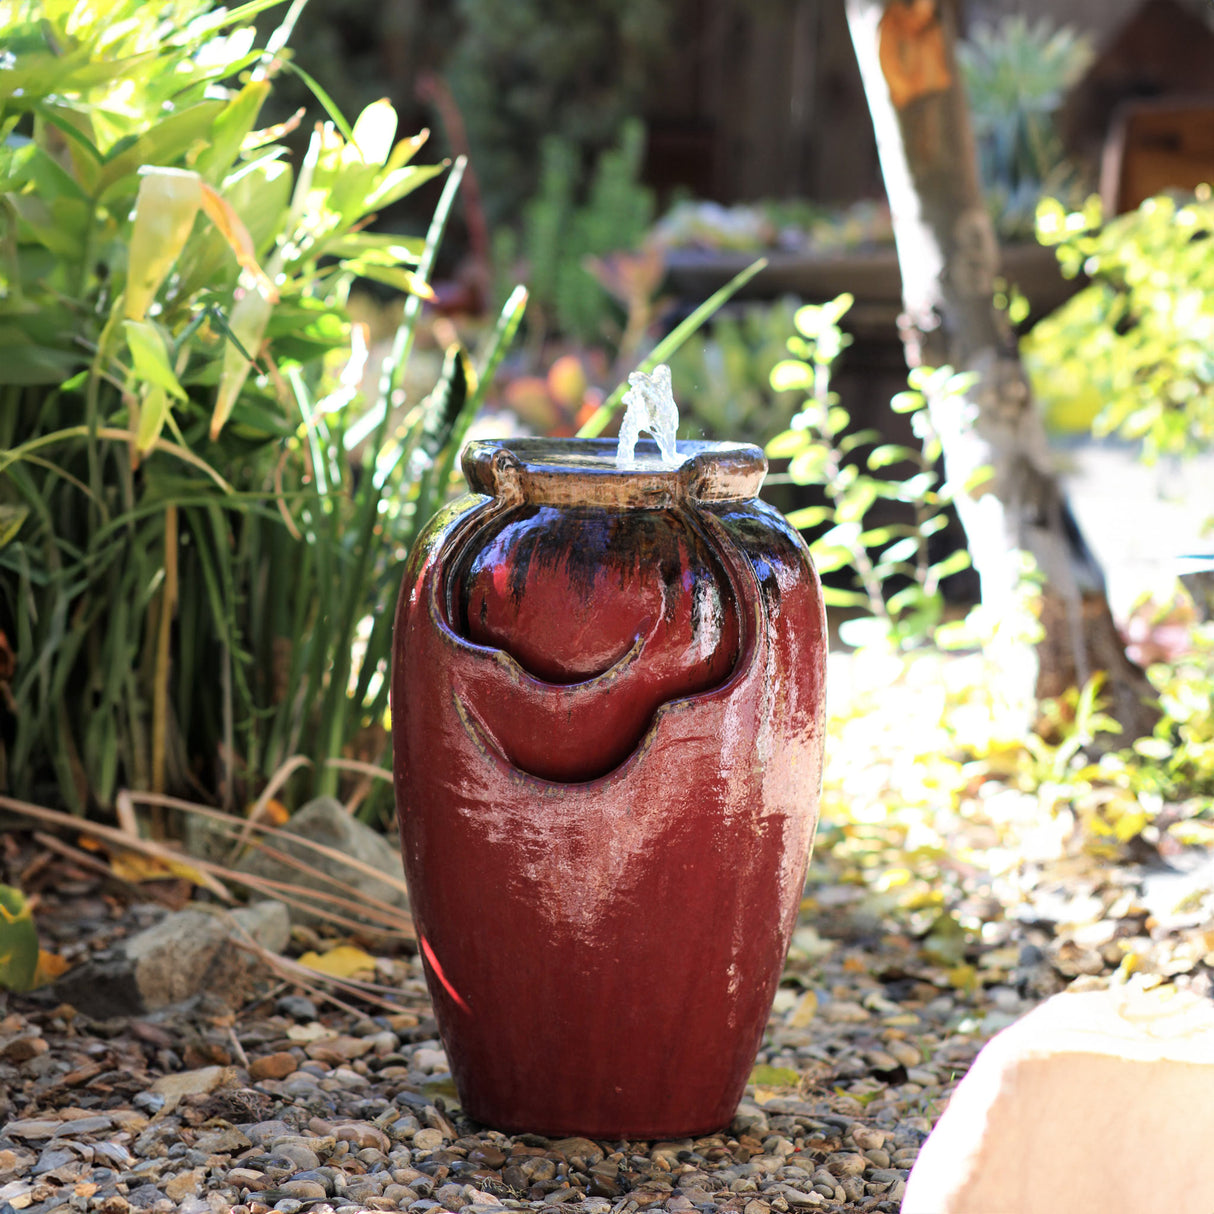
[3,652,1211,1214]
[6,842,1209,1214]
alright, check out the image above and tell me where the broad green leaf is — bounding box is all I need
[0,885,39,993]
[136,386,173,454]
[124,321,187,401]
[363,162,447,212]
[322,231,425,264]
[124,168,204,321]
[350,98,398,166]
[769,359,813,393]
[351,263,436,300]
[820,586,871,608]
[785,505,832,530]
[787,446,827,484]
[930,549,973,579]
[868,443,919,469]
[890,389,924,414]
[212,283,275,439]
[808,544,854,575]
[96,101,226,196]
[196,78,272,184]
[766,429,807,459]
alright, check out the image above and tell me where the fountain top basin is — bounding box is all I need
[461,437,767,509]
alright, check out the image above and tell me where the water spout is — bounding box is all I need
[616,364,680,467]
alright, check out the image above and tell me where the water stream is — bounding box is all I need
[616,364,680,467]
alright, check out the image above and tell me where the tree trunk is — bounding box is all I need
[844,0,1158,739]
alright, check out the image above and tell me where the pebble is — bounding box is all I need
[250,1052,298,1081]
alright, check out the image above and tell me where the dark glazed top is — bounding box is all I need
[462,438,767,508]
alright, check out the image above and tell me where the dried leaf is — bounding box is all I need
[787,988,818,1027]
[297,944,378,980]
[107,849,209,887]
[32,949,70,985]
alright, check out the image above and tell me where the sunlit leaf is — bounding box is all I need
[124,321,187,401]
[297,945,379,980]
[749,1064,801,1088]
[0,885,39,993]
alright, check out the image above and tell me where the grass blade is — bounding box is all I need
[578,256,768,439]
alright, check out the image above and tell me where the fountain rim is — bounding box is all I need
[461,437,767,507]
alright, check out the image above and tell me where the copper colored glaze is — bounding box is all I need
[392,438,827,1138]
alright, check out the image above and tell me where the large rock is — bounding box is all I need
[236,795,409,930]
[55,901,290,1018]
[903,985,1214,1214]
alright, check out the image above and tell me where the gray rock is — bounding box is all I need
[236,796,409,928]
[53,901,290,1017]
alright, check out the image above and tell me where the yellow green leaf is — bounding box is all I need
[124,320,187,401]
[124,168,204,322]
[350,98,398,166]
[135,386,172,455]
[0,504,29,549]
[297,945,378,980]
[0,885,40,993]
[212,281,274,441]
[787,989,818,1028]
[749,1064,801,1088]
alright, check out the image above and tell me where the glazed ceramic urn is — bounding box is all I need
[391,436,826,1139]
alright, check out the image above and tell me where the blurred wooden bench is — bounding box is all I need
[1101,97,1214,213]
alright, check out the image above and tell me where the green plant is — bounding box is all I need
[958,16,1094,239]
[765,294,973,649]
[665,299,803,445]
[0,0,525,815]
[1025,190,1214,462]
[498,119,655,345]
[446,0,669,226]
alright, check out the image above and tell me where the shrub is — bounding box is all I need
[0,0,523,814]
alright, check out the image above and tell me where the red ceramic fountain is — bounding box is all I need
[391,366,827,1138]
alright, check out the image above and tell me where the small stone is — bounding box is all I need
[272,1143,320,1172]
[164,1168,206,1201]
[867,1168,906,1185]
[226,1168,268,1189]
[865,1050,902,1073]
[1,1036,48,1062]
[412,1128,445,1151]
[277,995,318,1021]
[885,1041,923,1068]
[435,1182,469,1207]
[251,1053,298,1081]
[552,1137,604,1170]
[468,1145,507,1169]
[824,1153,866,1178]
[863,1148,891,1169]
[411,1047,447,1073]
[849,1126,885,1152]
[237,1121,288,1148]
[334,1123,391,1152]
[278,1179,328,1200]
[194,1128,253,1155]
[0,1118,63,1139]
[821,1001,869,1023]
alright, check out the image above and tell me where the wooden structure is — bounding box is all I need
[1101,98,1214,213]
